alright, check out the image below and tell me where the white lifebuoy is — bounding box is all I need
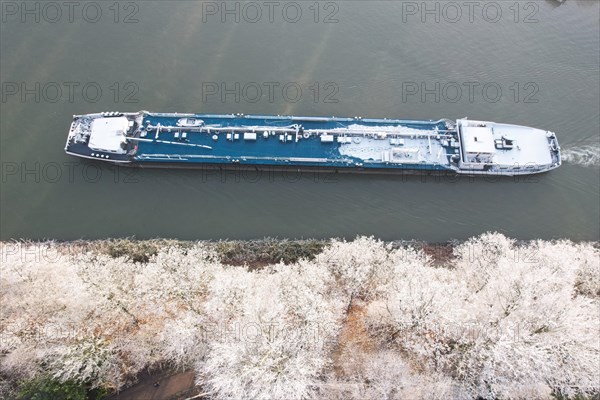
[303,132,310,139]
[353,137,362,144]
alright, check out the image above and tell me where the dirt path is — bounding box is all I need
[106,370,202,400]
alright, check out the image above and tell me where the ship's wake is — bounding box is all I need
[561,145,600,167]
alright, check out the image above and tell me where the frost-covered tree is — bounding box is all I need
[366,233,600,399]
[198,261,345,399]
[1,235,598,399]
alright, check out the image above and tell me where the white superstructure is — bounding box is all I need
[456,119,561,175]
[88,117,129,154]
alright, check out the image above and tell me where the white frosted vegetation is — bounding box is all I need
[199,262,345,400]
[1,234,598,399]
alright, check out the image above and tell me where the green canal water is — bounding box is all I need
[1,0,598,241]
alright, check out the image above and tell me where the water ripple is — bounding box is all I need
[562,145,600,168]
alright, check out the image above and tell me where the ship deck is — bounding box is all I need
[132,114,457,171]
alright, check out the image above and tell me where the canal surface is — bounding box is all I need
[1,0,598,241]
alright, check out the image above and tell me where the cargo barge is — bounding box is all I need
[65,111,561,175]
